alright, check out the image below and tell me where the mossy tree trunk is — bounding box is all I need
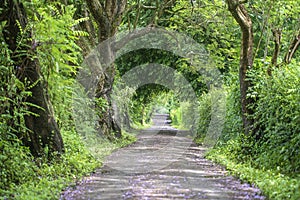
[1,0,64,157]
[85,0,127,139]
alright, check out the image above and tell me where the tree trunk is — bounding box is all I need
[1,0,64,157]
[267,28,282,75]
[271,28,282,67]
[74,2,97,56]
[85,0,127,139]
[226,0,254,135]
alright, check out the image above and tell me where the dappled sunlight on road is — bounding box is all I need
[61,114,265,200]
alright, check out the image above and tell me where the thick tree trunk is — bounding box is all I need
[226,0,254,135]
[85,0,127,139]
[1,0,64,156]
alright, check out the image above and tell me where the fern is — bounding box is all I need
[73,17,90,26]
[23,1,89,130]
[16,20,24,35]
[73,30,89,37]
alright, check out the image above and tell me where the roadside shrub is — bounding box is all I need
[207,64,300,200]
[252,64,300,175]
[196,93,211,141]
[0,140,36,196]
[221,78,243,141]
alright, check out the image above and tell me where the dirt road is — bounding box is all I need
[61,114,265,200]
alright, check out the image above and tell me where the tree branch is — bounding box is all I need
[239,0,248,4]
[253,5,272,60]
[141,5,157,9]
[284,33,300,64]
[112,25,155,51]
[86,0,104,23]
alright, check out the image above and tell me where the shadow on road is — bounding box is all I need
[61,114,265,200]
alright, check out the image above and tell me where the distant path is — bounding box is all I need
[61,114,265,200]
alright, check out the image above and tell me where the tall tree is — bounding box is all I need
[0,0,64,156]
[226,0,254,135]
[84,0,127,138]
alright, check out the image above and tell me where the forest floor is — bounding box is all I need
[61,114,266,200]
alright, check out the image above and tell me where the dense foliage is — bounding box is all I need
[0,1,134,198]
[0,0,299,199]
[134,0,300,198]
[204,65,300,199]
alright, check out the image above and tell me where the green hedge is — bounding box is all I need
[204,64,300,199]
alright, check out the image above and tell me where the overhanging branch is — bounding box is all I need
[284,33,300,64]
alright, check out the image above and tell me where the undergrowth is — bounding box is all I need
[206,144,300,200]
[197,64,300,200]
[0,130,136,200]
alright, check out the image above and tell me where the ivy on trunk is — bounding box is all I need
[85,0,127,139]
[1,0,64,157]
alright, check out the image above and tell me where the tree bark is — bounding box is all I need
[74,2,97,56]
[271,28,281,67]
[267,28,282,75]
[85,0,127,139]
[226,0,254,135]
[1,0,64,157]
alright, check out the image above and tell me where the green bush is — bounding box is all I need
[0,140,37,195]
[252,65,300,175]
[220,78,243,141]
[194,93,211,143]
[211,65,300,174]
[195,76,242,145]
[170,101,196,131]
[207,147,300,200]
[0,129,99,200]
[206,64,300,200]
